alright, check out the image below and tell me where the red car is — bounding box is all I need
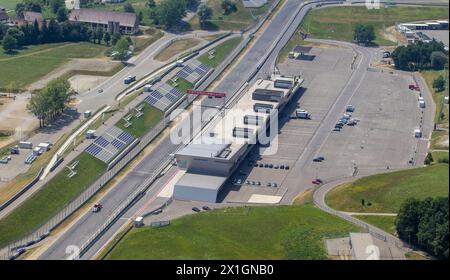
[312,179,323,185]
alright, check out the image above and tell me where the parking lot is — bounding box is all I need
[219,45,424,204]
[220,46,356,203]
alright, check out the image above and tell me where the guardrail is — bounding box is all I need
[1,0,335,260]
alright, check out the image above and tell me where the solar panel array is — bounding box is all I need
[85,126,135,163]
[176,59,210,85]
[144,83,184,111]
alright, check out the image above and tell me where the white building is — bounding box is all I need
[173,74,303,202]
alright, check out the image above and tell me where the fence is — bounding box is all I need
[0,167,43,212]
[1,0,332,260]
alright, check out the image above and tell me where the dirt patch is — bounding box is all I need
[28,59,121,91]
[154,38,202,62]
[0,94,36,134]
[69,75,109,94]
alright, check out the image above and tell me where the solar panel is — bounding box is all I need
[166,93,179,103]
[85,143,101,156]
[118,132,134,144]
[94,136,109,148]
[111,139,126,150]
[151,90,164,100]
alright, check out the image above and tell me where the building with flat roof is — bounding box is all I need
[173,74,303,202]
[69,8,139,34]
[0,7,8,24]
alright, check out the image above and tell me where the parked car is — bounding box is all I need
[192,207,201,212]
[202,206,211,211]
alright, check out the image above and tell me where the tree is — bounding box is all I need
[23,0,42,13]
[111,32,122,45]
[433,75,446,92]
[103,32,111,46]
[354,24,375,45]
[424,152,434,165]
[392,40,447,71]
[138,11,144,22]
[197,3,213,28]
[147,0,156,9]
[431,51,448,70]
[221,0,237,15]
[123,3,135,13]
[2,34,18,53]
[396,197,449,259]
[49,0,65,13]
[156,0,187,29]
[114,37,130,61]
[56,7,68,22]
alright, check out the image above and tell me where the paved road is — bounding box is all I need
[0,30,225,218]
[38,0,443,259]
[312,177,409,250]
[38,0,327,260]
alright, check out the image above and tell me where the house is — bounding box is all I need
[11,11,44,26]
[69,9,139,35]
[0,7,9,24]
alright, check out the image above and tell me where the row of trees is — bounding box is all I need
[396,197,448,259]
[1,19,125,53]
[27,78,74,128]
[392,40,448,71]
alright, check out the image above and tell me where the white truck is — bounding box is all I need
[294,109,311,119]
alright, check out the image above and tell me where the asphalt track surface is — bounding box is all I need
[39,0,320,260]
[39,0,448,259]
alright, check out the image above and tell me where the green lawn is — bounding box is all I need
[421,70,449,127]
[189,0,274,31]
[430,130,449,150]
[0,0,21,10]
[116,102,163,138]
[0,43,108,89]
[432,151,449,164]
[170,77,193,94]
[356,215,398,235]
[198,37,242,68]
[105,204,362,260]
[0,152,106,247]
[299,6,449,46]
[326,164,449,213]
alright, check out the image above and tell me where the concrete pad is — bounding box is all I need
[158,170,185,198]
[247,194,282,204]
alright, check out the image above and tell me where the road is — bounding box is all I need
[38,0,331,260]
[38,0,444,259]
[0,30,225,219]
[312,177,409,249]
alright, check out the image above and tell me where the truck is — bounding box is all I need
[294,109,311,119]
[124,75,136,84]
[18,141,33,149]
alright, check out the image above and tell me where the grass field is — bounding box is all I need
[432,151,449,163]
[116,102,163,138]
[189,0,274,31]
[155,38,201,62]
[299,6,449,46]
[0,152,106,247]
[421,70,449,127]
[430,130,449,150]
[356,215,397,235]
[0,0,21,10]
[170,77,194,94]
[132,28,164,53]
[0,43,108,89]
[105,204,362,260]
[326,164,449,213]
[198,37,242,68]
